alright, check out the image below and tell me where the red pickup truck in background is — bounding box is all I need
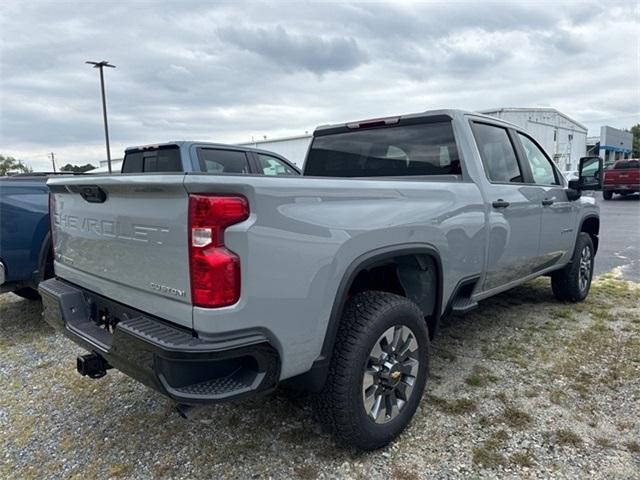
[602,159,640,200]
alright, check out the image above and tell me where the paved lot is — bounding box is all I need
[593,192,640,281]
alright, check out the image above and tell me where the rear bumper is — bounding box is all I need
[602,185,639,192]
[39,277,280,404]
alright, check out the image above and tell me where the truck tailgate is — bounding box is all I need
[48,175,193,328]
[604,168,640,186]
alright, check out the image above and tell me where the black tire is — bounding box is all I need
[551,233,595,302]
[602,190,613,200]
[13,287,41,301]
[314,291,429,450]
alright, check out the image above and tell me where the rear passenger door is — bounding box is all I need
[471,122,543,291]
[515,132,576,267]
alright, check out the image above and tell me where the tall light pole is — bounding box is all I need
[48,152,56,172]
[86,61,116,173]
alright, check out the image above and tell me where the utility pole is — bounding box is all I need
[49,152,56,172]
[86,60,116,173]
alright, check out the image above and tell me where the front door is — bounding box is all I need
[516,132,577,268]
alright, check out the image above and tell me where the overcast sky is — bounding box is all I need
[1,1,638,170]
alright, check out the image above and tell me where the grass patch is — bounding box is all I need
[226,413,241,428]
[551,307,575,321]
[510,451,535,468]
[436,348,457,362]
[472,430,509,468]
[478,415,494,428]
[107,464,131,477]
[501,405,532,429]
[494,392,508,404]
[481,340,528,367]
[594,437,614,448]
[625,441,640,454]
[550,300,640,394]
[472,446,506,468]
[549,389,570,407]
[547,429,583,447]
[294,464,320,479]
[392,466,420,480]
[426,394,476,415]
[464,365,498,388]
[279,427,315,445]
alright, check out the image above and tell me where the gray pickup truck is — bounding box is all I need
[40,110,602,450]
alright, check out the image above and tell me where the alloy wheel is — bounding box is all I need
[579,246,592,292]
[362,325,420,424]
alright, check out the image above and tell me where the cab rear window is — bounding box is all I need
[121,146,182,173]
[614,160,639,170]
[304,122,461,177]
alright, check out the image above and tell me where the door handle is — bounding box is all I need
[542,199,554,206]
[492,199,510,209]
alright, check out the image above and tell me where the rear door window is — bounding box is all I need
[256,154,299,176]
[197,149,250,174]
[304,122,461,177]
[472,123,523,183]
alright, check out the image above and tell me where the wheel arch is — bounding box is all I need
[579,215,599,254]
[290,244,443,392]
[33,231,53,286]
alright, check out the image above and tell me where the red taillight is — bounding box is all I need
[188,195,249,308]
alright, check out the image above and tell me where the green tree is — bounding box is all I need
[0,154,33,176]
[630,124,640,158]
[60,163,96,173]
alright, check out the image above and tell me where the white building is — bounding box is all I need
[238,134,312,169]
[479,108,587,172]
[95,158,123,173]
[587,126,633,166]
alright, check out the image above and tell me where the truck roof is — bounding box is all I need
[124,141,291,159]
[313,108,521,134]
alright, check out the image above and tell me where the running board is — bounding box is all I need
[450,296,478,314]
[448,276,480,315]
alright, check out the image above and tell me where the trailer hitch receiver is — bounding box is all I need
[77,352,111,379]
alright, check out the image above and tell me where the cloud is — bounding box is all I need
[0,0,637,170]
[218,25,368,74]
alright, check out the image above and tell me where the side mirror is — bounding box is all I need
[566,181,581,201]
[577,156,603,191]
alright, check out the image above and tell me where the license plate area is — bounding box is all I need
[57,284,154,351]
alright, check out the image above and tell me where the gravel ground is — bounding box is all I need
[1,273,639,479]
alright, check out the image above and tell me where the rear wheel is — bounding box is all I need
[551,233,595,302]
[602,190,613,200]
[13,287,41,301]
[314,291,429,450]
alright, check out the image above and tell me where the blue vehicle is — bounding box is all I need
[0,173,58,299]
[0,145,298,300]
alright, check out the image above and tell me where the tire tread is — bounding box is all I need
[314,291,427,449]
